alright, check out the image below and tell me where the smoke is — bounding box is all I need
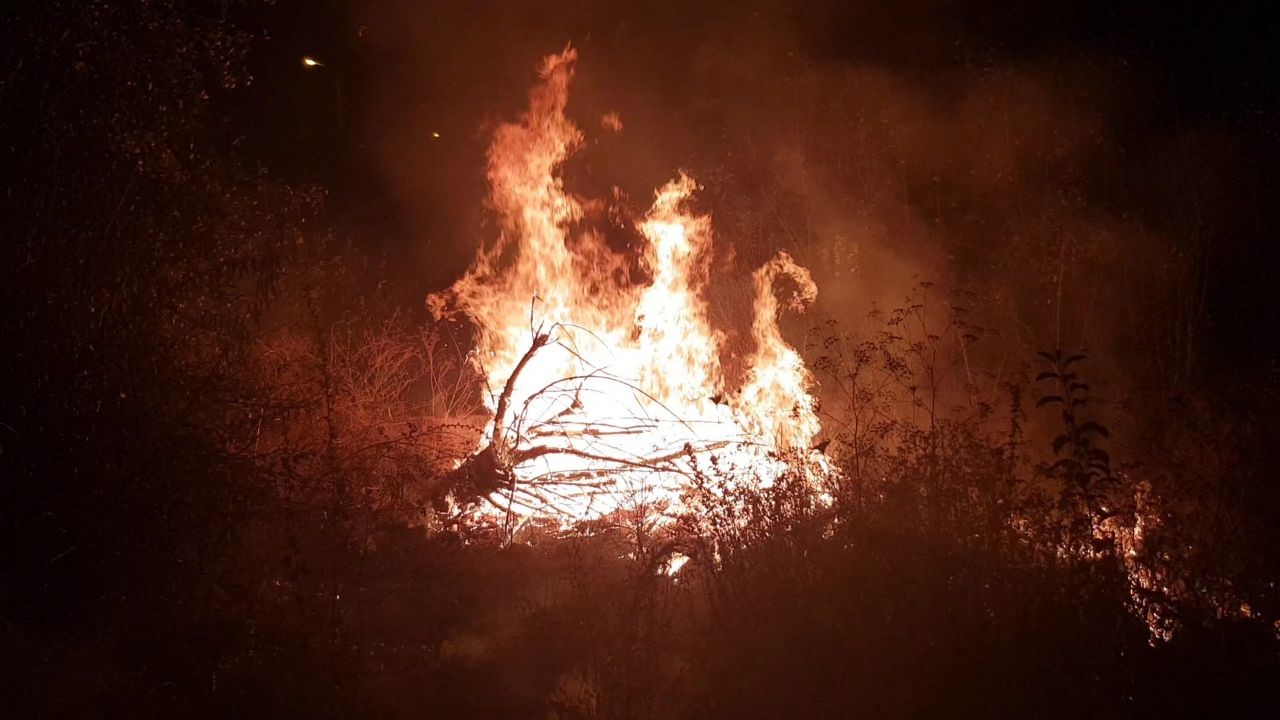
[328,0,1280,693]
[355,0,1253,421]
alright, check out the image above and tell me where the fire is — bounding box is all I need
[431,48,826,525]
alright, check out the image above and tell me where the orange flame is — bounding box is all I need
[431,48,826,524]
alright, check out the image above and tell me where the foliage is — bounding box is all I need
[2,3,1278,718]
[1034,349,1117,521]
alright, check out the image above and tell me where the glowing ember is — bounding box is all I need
[430,48,826,525]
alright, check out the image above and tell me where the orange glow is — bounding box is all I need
[431,48,826,526]
[601,112,623,132]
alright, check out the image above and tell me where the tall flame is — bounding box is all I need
[432,48,825,523]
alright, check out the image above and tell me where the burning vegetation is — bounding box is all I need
[431,49,826,529]
[4,2,1280,718]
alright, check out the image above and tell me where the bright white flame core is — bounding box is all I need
[432,48,825,524]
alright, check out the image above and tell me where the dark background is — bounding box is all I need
[3,1,1280,717]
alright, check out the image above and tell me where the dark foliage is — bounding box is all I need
[2,2,1278,719]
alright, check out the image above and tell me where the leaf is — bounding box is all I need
[1036,351,1058,364]
[1035,370,1059,382]
[1078,421,1110,438]
[1063,353,1087,366]
[1050,458,1079,474]
[1036,395,1064,408]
